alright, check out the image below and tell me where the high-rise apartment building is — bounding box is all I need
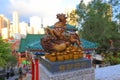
[4,17,10,38]
[0,15,4,36]
[66,8,78,27]
[12,11,20,33]
[19,22,28,35]
[106,4,112,21]
[0,15,10,39]
[30,16,44,34]
[27,26,32,34]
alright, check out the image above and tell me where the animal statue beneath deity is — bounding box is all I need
[41,13,81,52]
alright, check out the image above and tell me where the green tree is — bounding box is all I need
[76,0,120,48]
[111,0,120,47]
[0,37,17,67]
[7,55,17,67]
[76,0,87,28]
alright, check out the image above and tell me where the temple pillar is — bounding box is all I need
[31,60,35,80]
[35,58,39,80]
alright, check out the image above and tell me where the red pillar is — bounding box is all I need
[35,59,39,80]
[32,60,35,80]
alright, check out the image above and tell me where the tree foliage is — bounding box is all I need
[76,0,120,48]
[0,37,16,67]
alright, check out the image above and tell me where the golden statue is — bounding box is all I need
[41,13,80,52]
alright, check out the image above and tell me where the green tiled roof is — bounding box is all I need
[18,34,44,52]
[66,24,78,31]
[18,38,26,52]
[18,34,97,53]
[27,38,97,51]
[80,38,97,49]
[27,40,44,50]
[49,24,78,31]
[25,34,44,47]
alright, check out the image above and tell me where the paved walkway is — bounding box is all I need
[22,73,31,80]
[5,64,120,80]
[5,75,19,80]
[95,64,120,80]
[4,73,31,80]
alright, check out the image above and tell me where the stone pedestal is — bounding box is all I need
[39,64,95,80]
[39,57,92,73]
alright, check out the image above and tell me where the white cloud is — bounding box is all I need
[9,0,63,17]
[8,0,91,25]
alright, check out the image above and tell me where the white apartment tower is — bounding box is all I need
[0,15,4,36]
[19,22,28,35]
[30,16,44,34]
[0,15,10,39]
[12,11,20,33]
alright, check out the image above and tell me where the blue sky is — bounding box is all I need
[0,0,91,25]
